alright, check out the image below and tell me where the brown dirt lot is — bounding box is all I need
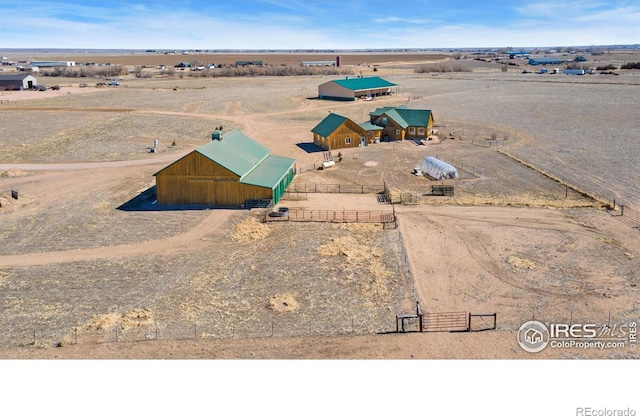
[1,55,639,359]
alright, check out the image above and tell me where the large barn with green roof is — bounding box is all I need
[154,129,295,207]
[318,76,398,101]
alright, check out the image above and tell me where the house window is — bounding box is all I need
[409,127,416,134]
[345,137,351,144]
[418,127,425,135]
[368,131,373,136]
[382,117,387,125]
[396,129,401,137]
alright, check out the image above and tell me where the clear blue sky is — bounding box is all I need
[1,0,638,49]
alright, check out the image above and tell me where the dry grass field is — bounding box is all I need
[1,52,639,359]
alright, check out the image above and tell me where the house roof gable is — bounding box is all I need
[371,106,432,129]
[311,113,349,137]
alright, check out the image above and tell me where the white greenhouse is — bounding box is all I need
[420,156,458,180]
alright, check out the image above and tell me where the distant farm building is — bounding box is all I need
[311,105,432,150]
[154,129,295,207]
[318,76,398,101]
[529,57,565,66]
[562,69,585,75]
[369,106,434,142]
[508,51,530,59]
[235,60,263,67]
[302,61,336,67]
[0,74,37,90]
[28,60,75,67]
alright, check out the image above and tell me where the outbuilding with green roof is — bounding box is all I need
[154,129,295,207]
[311,112,369,150]
[318,76,398,101]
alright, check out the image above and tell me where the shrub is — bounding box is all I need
[621,62,640,70]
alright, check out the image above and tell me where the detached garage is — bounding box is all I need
[154,129,296,207]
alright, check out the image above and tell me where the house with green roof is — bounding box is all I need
[311,112,371,150]
[369,105,434,141]
[154,129,295,207]
[318,76,398,101]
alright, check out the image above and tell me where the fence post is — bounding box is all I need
[467,313,472,332]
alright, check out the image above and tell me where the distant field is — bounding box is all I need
[23,52,449,67]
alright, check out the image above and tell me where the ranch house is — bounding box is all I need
[369,106,434,141]
[154,129,295,207]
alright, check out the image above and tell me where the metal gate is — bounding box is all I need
[420,312,469,332]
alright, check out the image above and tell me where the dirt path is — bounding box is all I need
[0,209,236,267]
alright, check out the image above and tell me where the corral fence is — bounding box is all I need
[620,205,640,225]
[383,182,420,205]
[264,208,397,228]
[395,302,497,333]
[288,183,385,194]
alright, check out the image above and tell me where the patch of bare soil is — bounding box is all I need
[268,293,300,313]
[1,168,29,177]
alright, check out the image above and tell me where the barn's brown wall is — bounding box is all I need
[156,152,272,206]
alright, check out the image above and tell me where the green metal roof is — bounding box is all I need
[241,155,296,188]
[358,121,383,131]
[393,108,432,127]
[195,129,270,177]
[311,112,349,137]
[369,105,407,117]
[371,106,432,129]
[331,76,397,91]
[155,129,296,192]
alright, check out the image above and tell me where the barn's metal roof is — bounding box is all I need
[331,76,397,91]
[311,113,349,137]
[0,74,35,81]
[155,129,295,190]
[241,155,296,188]
[196,129,270,177]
